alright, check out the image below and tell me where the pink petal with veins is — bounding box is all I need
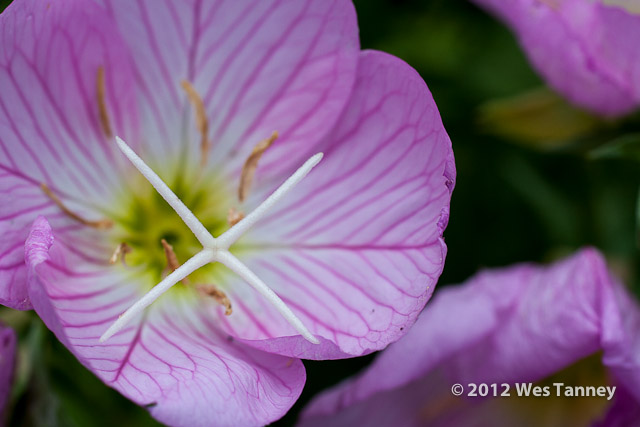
[97,0,359,176]
[26,216,305,427]
[217,51,455,359]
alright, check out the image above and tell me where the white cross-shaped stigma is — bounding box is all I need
[100,136,321,344]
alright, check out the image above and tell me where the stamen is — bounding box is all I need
[100,249,214,342]
[109,242,131,265]
[161,239,181,272]
[238,131,278,203]
[181,80,210,166]
[198,284,233,315]
[41,183,113,230]
[102,136,323,344]
[227,207,245,227]
[114,136,216,248]
[217,152,323,249]
[96,66,113,138]
[161,238,189,284]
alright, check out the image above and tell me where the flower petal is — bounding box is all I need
[595,386,640,427]
[0,0,138,199]
[301,249,640,425]
[470,0,640,116]
[98,0,359,175]
[26,216,305,427]
[0,0,139,308]
[220,51,455,359]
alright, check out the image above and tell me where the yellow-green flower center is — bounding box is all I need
[110,172,231,287]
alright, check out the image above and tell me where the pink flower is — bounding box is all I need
[1,0,454,424]
[470,0,640,116]
[301,249,640,426]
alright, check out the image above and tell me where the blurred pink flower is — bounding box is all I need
[471,0,640,116]
[1,0,454,424]
[302,249,640,426]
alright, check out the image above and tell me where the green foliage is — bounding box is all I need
[590,133,640,162]
[478,88,604,149]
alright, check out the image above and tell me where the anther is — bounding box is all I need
[161,238,189,284]
[238,131,278,203]
[198,284,233,315]
[181,80,210,166]
[161,239,181,272]
[109,242,131,265]
[96,66,113,138]
[227,207,245,227]
[41,183,113,230]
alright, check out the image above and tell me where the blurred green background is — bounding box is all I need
[1,0,639,425]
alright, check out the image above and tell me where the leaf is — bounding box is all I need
[478,87,603,149]
[589,133,640,162]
